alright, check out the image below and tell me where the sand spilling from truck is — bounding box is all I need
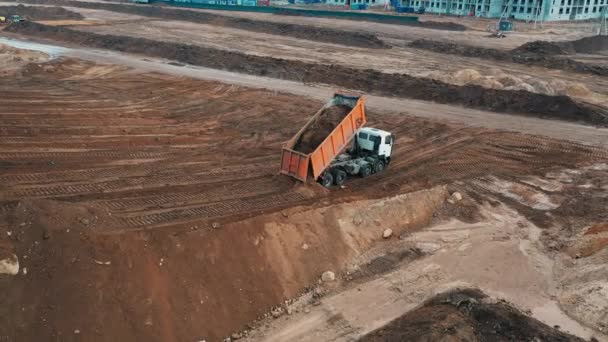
[5,22,608,126]
[293,104,351,154]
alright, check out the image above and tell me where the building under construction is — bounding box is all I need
[399,0,607,20]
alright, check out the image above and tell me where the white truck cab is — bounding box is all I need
[356,127,394,159]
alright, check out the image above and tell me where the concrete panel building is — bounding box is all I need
[398,0,607,20]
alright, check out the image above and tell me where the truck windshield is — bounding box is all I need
[359,132,368,140]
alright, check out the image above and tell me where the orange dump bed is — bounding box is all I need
[280,94,366,182]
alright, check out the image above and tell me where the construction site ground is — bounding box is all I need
[1,2,608,342]
[2,1,607,107]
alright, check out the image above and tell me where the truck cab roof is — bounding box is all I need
[358,127,391,137]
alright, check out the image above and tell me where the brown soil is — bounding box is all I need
[409,38,608,77]
[361,289,585,342]
[1,58,607,341]
[10,0,388,49]
[0,4,83,20]
[293,104,351,154]
[7,22,608,126]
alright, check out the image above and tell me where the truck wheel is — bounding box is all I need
[374,160,385,174]
[321,172,334,188]
[360,164,371,178]
[333,170,347,186]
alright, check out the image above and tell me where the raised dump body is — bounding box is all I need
[280,93,366,182]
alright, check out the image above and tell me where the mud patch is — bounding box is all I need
[0,4,83,20]
[409,39,608,77]
[361,288,585,342]
[293,104,350,154]
[348,247,423,282]
[11,0,388,49]
[6,22,608,126]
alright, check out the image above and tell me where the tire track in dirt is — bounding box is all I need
[7,21,607,126]
[1,58,607,231]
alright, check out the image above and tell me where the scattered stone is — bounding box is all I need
[94,260,111,266]
[0,254,19,275]
[42,230,50,240]
[22,267,27,275]
[6,231,12,236]
[383,228,393,239]
[231,332,242,340]
[271,308,283,318]
[286,307,293,315]
[20,222,26,227]
[80,218,90,226]
[352,216,363,226]
[452,192,463,201]
[304,308,310,314]
[447,198,455,204]
[74,329,80,334]
[301,243,309,250]
[212,222,221,229]
[321,271,336,282]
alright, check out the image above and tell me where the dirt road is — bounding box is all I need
[2,37,607,148]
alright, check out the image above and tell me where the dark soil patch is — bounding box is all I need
[361,288,585,342]
[293,104,351,154]
[348,248,423,282]
[7,22,608,126]
[567,35,608,54]
[12,0,388,49]
[0,4,83,20]
[512,40,571,55]
[274,9,466,31]
[409,38,608,76]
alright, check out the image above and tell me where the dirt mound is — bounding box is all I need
[12,0,388,49]
[408,39,608,77]
[0,4,83,20]
[294,104,351,154]
[274,9,466,31]
[568,35,608,54]
[512,40,570,55]
[361,288,585,342]
[6,22,608,126]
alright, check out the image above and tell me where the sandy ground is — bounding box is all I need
[245,165,608,341]
[1,2,607,104]
[53,9,608,103]
[0,4,607,340]
[2,37,608,148]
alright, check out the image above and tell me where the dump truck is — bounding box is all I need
[280,93,394,187]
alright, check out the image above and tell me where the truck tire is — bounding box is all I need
[360,164,372,178]
[333,169,347,186]
[321,172,334,188]
[374,160,385,174]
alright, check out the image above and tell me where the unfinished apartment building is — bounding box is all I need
[398,0,607,20]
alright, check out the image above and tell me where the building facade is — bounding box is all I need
[398,0,607,20]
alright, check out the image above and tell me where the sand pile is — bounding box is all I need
[294,104,351,154]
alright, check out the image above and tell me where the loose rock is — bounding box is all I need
[383,228,393,239]
[452,192,463,201]
[321,271,336,282]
